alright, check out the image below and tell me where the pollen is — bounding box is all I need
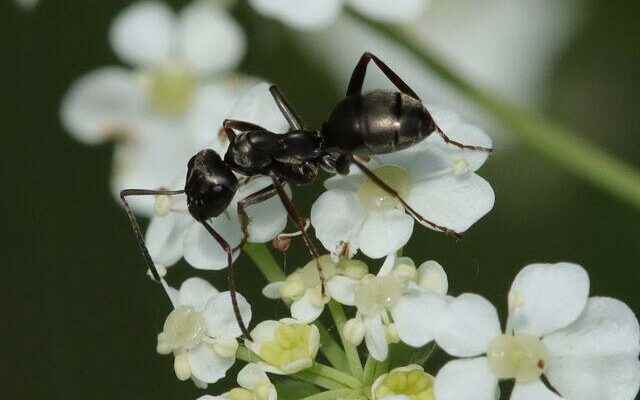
[357,165,410,211]
[146,63,196,115]
[487,334,549,383]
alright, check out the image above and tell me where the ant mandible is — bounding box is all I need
[120,52,493,340]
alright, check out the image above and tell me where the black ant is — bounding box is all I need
[120,52,492,340]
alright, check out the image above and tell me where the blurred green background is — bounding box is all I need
[7,0,639,399]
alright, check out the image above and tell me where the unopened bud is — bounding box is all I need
[156,332,172,355]
[272,235,291,252]
[173,352,191,381]
[385,323,400,344]
[343,318,365,346]
[339,259,369,280]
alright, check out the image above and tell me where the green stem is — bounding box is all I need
[362,356,377,386]
[292,370,349,391]
[316,320,350,373]
[348,10,640,210]
[328,301,364,380]
[242,243,351,373]
[300,389,362,400]
[310,362,362,389]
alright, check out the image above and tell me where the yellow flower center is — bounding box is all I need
[487,334,549,383]
[357,165,410,211]
[146,64,196,115]
[161,306,205,351]
[260,324,314,371]
[375,369,435,400]
[354,274,403,316]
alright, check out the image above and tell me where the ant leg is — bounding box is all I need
[200,220,252,341]
[269,176,326,292]
[350,158,463,239]
[269,85,304,130]
[346,52,420,100]
[120,189,185,283]
[223,119,266,132]
[432,121,494,152]
[233,184,279,252]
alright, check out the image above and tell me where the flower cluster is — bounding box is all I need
[62,2,639,399]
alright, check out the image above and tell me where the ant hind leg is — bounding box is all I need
[347,52,420,100]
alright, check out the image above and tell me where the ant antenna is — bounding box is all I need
[120,189,185,284]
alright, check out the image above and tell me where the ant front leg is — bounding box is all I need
[270,175,326,293]
[233,184,279,252]
[351,157,464,239]
[120,188,185,283]
[200,220,252,340]
[269,85,304,130]
[347,52,420,100]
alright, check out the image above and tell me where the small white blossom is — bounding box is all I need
[157,277,252,386]
[311,106,494,259]
[339,254,450,361]
[372,364,435,400]
[249,0,429,30]
[245,319,320,374]
[432,263,640,400]
[197,363,277,400]
[61,0,248,215]
[143,83,290,271]
[262,255,368,323]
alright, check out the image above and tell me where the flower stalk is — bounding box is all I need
[348,8,640,210]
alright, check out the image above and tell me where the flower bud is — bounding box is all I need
[173,352,191,381]
[343,318,365,346]
[385,323,400,344]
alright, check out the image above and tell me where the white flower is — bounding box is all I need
[372,364,435,400]
[245,318,320,374]
[262,255,369,323]
[144,83,290,271]
[60,0,248,215]
[197,363,277,400]
[432,262,640,400]
[249,0,429,30]
[342,254,449,361]
[311,107,494,259]
[156,277,252,386]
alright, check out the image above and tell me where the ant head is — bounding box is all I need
[185,149,238,221]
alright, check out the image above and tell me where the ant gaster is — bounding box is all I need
[121,52,493,340]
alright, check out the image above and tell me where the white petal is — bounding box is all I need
[508,262,589,336]
[226,82,289,133]
[196,396,226,400]
[434,357,498,400]
[326,276,358,306]
[178,277,218,310]
[262,282,284,299]
[145,212,191,267]
[417,260,448,295]
[290,292,324,323]
[183,215,241,270]
[436,294,501,357]
[511,380,562,400]
[391,290,447,347]
[187,79,256,151]
[188,344,235,384]
[178,1,245,75]
[109,1,175,67]
[204,291,252,338]
[407,173,494,234]
[377,253,396,277]
[364,315,388,361]
[111,119,194,216]
[358,209,414,259]
[542,297,640,400]
[60,67,143,144]
[543,297,640,357]
[426,122,493,173]
[248,320,278,345]
[231,176,288,243]
[311,189,366,256]
[323,171,366,192]
[237,363,270,390]
[249,0,342,30]
[348,0,426,23]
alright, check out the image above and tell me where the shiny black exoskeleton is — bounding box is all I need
[120,52,492,339]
